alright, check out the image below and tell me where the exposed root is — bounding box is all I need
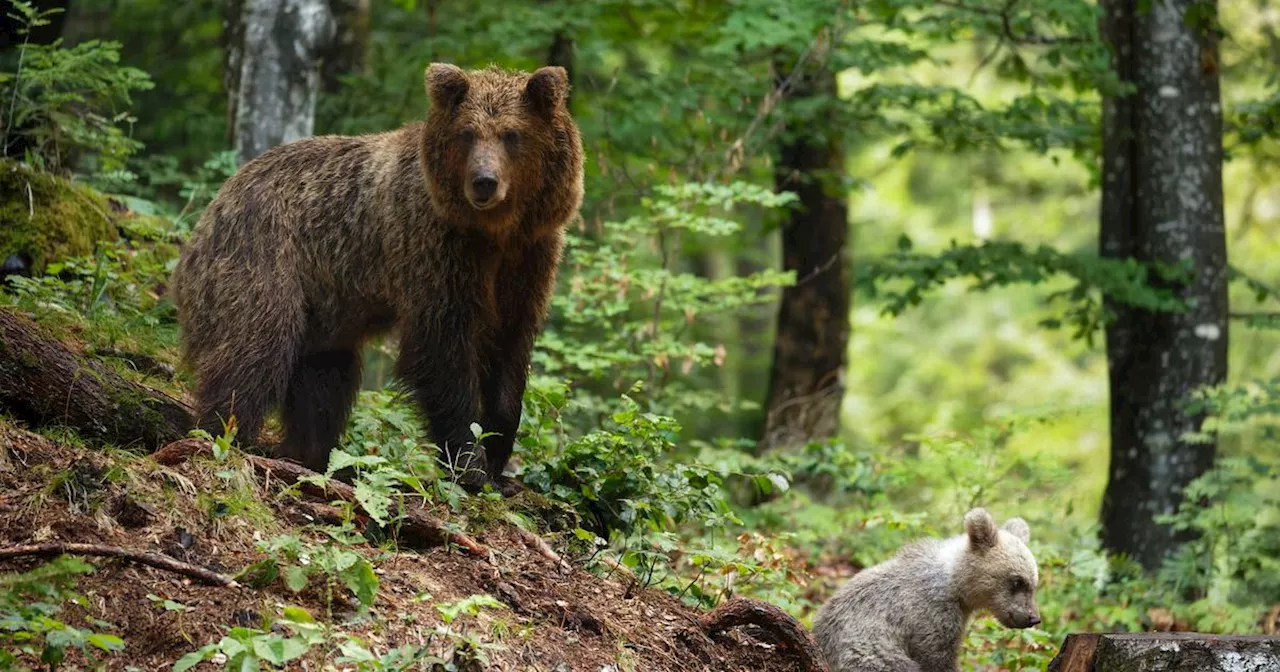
[514,526,570,572]
[699,598,827,672]
[0,542,239,587]
[153,438,489,557]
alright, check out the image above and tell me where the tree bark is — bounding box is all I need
[1047,633,1280,672]
[759,63,849,453]
[0,308,193,449]
[1098,0,1228,570]
[224,0,335,164]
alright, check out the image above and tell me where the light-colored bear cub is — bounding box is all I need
[813,508,1040,672]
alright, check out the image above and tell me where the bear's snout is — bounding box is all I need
[471,174,499,202]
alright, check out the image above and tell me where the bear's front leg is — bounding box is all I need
[396,309,488,492]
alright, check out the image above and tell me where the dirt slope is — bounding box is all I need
[0,422,803,671]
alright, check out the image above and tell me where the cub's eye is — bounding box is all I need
[459,129,475,144]
[1009,577,1028,593]
[501,130,520,147]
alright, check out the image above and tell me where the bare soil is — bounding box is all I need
[0,421,803,671]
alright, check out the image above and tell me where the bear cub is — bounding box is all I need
[171,63,584,492]
[813,508,1040,672]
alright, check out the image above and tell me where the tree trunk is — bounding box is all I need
[320,0,369,95]
[0,308,194,449]
[1098,0,1228,570]
[224,0,335,164]
[759,64,850,453]
[1047,633,1280,672]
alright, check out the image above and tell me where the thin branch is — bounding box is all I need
[513,527,570,572]
[0,543,239,587]
[934,0,1087,46]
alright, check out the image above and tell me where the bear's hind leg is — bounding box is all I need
[279,349,364,474]
[193,345,296,453]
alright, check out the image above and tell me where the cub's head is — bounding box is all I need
[422,63,584,231]
[954,507,1040,629]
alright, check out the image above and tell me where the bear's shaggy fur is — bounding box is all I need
[813,508,1041,672]
[171,63,584,490]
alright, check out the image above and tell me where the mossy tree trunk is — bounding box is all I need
[0,308,193,449]
[1098,0,1228,570]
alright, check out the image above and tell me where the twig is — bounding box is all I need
[513,527,570,572]
[26,182,34,220]
[0,543,239,587]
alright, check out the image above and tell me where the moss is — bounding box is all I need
[0,159,120,274]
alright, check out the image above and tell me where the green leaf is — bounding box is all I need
[172,647,213,672]
[284,565,309,593]
[252,636,310,665]
[344,560,379,608]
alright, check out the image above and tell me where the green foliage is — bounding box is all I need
[1,1,153,173]
[242,531,379,610]
[519,388,740,537]
[174,606,325,672]
[0,555,124,671]
[539,181,796,417]
[433,594,506,625]
[856,238,1189,344]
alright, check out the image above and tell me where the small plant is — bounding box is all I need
[239,530,379,611]
[433,594,507,625]
[147,594,192,644]
[0,555,124,671]
[173,606,324,672]
[1,1,154,173]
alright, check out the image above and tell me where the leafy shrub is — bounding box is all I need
[0,555,124,670]
[1,1,153,173]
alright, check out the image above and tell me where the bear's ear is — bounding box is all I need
[1002,517,1031,543]
[426,63,469,110]
[524,66,568,119]
[964,508,998,551]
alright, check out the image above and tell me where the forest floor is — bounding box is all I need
[0,421,804,672]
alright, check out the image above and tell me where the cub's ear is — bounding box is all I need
[524,66,569,118]
[964,508,998,551]
[426,63,469,109]
[1002,517,1031,544]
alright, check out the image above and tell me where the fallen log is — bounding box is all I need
[0,308,193,449]
[699,598,827,672]
[1047,632,1280,672]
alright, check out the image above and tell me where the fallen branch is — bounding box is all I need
[0,542,239,587]
[0,308,194,449]
[699,598,827,672]
[514,527,570,572]
[154,438,489,557]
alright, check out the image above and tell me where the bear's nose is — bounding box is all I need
[471,175,498,202]
[1027,616,1041,627]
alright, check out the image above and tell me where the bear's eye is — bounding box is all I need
[459,128,475,144]
[502,130,520,148]
[1009,577,1028,593]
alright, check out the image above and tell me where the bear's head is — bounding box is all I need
[422,63,584,237]
[953,507,1040,629]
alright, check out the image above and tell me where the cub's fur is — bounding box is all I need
[813,508,1040,672]
[171,63,584,490]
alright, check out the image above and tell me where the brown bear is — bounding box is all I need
[170,63,584,491]
[812,508,1041,672]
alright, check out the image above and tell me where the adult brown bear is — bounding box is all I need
[171,63,584,493]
